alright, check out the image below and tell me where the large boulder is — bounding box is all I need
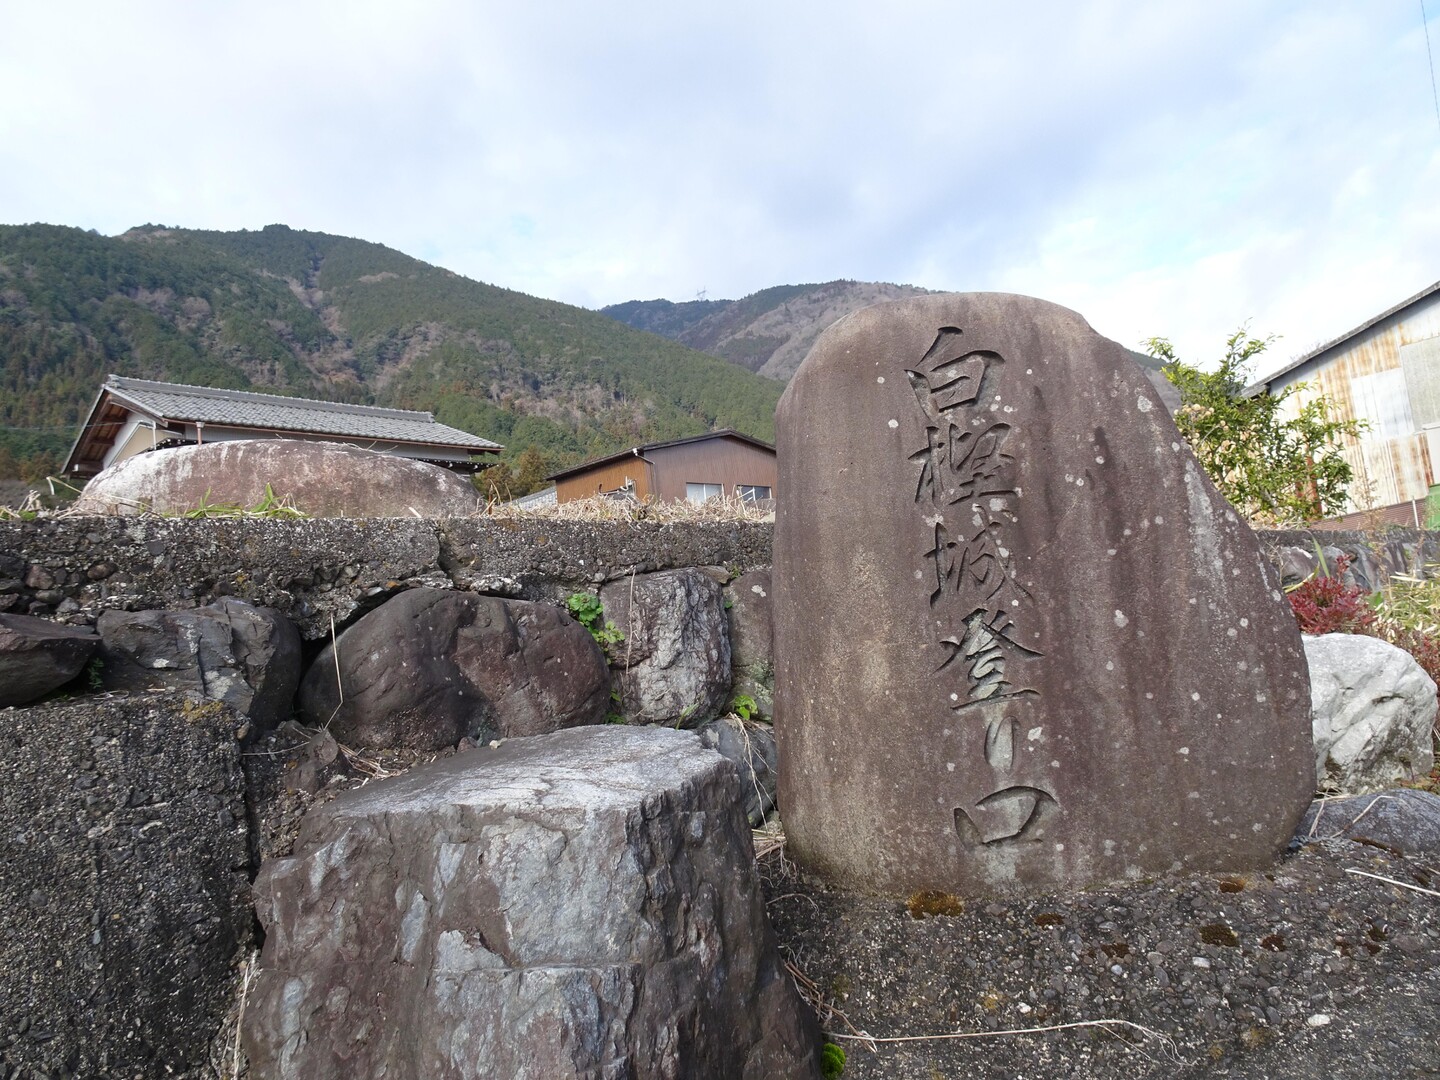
[243,726,822,1079]
[1297,788,1440,853]
[97,598,302,730]
[0,692,252,1078]
[774,293,1315,897]
[72,439,483,518]
[600,569,732,727]
[0,612,98,706]
[299,588,611,750]
[1305,632,1437,794]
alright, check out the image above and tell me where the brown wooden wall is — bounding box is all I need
[554,436,777,503]
[555,455,655,502]
[649,438,777,502]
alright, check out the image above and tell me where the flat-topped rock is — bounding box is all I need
[774,292,1313,896]
[243,726,821,1079]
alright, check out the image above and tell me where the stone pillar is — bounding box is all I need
[773,293,1313,897]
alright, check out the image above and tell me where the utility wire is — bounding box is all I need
[1424,0,1440,138]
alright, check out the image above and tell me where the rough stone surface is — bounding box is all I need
[0,516,772,637]
[1304,632,1437,794]
[601,569,732,727]
[0,516,442,638]
[73,438,483,518]
[299,587,611,750]
[0,692,252,1078]
[440,518,774,600]
[698,714,778,826]
[0,612,98,705]
[725,569,775,718]
[97,597,302,730]
[1298,788,1440,853]
[244,726,822,1079]
[774,293,1314,897]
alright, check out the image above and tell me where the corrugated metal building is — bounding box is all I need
[1250,281,1440,528]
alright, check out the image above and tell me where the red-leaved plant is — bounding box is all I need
[1287,554,1378,635]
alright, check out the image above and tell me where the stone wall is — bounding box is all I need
[0,517,773,639]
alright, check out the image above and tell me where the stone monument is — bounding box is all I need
[773,293,1313,896]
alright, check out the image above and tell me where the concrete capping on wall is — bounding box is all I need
[0,517,774,639]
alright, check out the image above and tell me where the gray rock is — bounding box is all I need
[698,714,778,826]
[1305,633,1437,794]
[726,570,775,718]
[1297,788,1440,853]
[0,692,251,1078]
[299,588,611,750]
[0,612,98,706]
[73,438,483,518]
[244,726,822,1079]
[774,293,1314,897]
[601,568,732,727]
[97,597,302,730]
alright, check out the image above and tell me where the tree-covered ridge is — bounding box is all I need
[603,279,932,379]
[0,223,784,481]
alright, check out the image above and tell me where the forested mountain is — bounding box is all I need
[603,280,933,380]
[0,224,784,482]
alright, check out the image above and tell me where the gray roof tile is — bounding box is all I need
[105,376,501,450]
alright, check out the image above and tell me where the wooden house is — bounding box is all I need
[549,430,776,504]
[63,375,502,480]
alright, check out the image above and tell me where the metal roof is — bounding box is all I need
[547,429,775,482]
[1251,280,1440,391]
[100,376,501,449]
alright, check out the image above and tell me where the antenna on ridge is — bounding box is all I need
[696,288,708,301]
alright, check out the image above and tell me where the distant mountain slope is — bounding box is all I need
[603,280,933,381]
[0,223,784,481]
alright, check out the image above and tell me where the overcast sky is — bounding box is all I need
[2,1,1436,376]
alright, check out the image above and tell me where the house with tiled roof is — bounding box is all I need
[63,376,502,480]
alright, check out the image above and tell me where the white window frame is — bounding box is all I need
[736,484,771,502]
[685,482,723,503]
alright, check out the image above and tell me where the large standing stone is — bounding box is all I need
[243,727,821,1079]
[72,439,483,518]
[600,569,732,727]
[299,588,611,750]
[0,692,252,1077]
[0,613,98,706]
[774,293,1314,896]
[1304,632,1437,794]
[97,598,302,729]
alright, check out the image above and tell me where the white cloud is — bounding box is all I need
[1,1,1436,377]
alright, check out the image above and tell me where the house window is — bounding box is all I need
[686,482,723,503]
[736,485,771,502]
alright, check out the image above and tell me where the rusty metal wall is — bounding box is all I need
[1272,291,1440,511]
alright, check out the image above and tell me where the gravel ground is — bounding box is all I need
[762,830,1440,1079]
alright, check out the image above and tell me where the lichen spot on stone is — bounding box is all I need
[1114,610,1128,628]
[1137,397,1152,413]
[876,376,885,383]
[887,419,898,429]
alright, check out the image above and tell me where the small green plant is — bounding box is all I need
[85,656,105,693]
[606,686,626,724]
[180,484,307,519]
[565,593,625,654]
[820,1041,846,1078]
[728,692,758,722]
